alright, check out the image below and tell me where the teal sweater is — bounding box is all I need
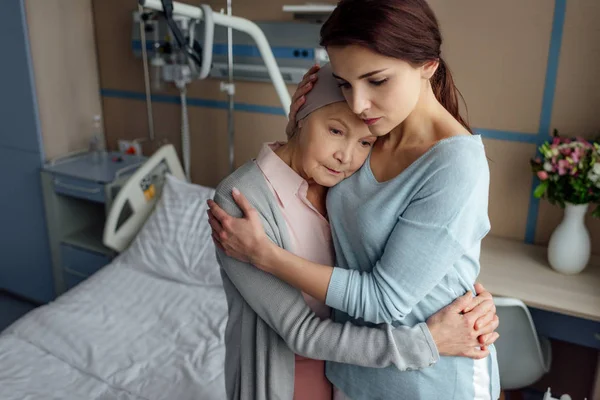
[325,135,501,399]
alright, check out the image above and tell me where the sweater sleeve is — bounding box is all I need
[214,191,439,371]
[326,153,491,324]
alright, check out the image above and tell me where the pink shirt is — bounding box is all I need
[256,142,334,399]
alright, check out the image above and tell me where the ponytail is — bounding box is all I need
[431,58,472,133]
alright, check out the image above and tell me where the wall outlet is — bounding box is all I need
[118,140,143,156]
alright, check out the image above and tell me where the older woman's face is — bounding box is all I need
[295,102,376,187]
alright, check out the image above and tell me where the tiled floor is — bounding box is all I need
[0,292,37,333]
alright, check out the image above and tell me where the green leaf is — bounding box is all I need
[534,181,549,198]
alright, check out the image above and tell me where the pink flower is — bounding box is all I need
[557,159,570,176]
[571,152,580,163]
[537,171,549,180]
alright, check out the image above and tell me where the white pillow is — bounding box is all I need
[123,174,222,286]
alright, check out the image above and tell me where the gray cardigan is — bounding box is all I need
[214,161,439,400]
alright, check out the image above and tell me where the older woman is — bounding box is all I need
[209,64,498,400]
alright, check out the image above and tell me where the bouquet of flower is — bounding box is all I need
[530,130,600,217]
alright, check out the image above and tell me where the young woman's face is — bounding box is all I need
[327,44,425,137]
[295,102,376,187]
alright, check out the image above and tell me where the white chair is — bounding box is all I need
[493,297,552,390]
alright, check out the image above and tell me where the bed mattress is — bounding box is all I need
[0,229,227,400]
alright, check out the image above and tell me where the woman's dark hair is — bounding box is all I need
[320,0,471,133]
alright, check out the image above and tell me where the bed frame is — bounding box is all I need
[103,144,186,252]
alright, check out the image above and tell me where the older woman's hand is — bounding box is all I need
[285,65,320,138]
[426,283,500,359]
[207,188,272,267]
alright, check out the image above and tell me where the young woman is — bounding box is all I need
[208,0,500,399]
[209,64,498,400]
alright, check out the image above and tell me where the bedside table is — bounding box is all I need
[41,151,147,295]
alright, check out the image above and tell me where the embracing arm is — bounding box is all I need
[255,214,468,325]
[217,250,443,369]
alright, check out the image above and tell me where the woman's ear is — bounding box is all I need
[421,59,439,80]
[297,118,305,129]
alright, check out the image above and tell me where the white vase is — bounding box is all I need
[547,202,591,275]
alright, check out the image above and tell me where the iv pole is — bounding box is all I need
[221,0,236,173]
[138,0,292,115]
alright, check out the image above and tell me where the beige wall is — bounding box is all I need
[430,0,554,134]
[25,0,103,161]
[550,0,600,137]
[92,0,600,254]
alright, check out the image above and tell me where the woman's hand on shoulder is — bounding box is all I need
[207,188,272,267]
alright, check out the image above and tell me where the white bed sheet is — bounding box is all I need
[0,181,228,400]
[0,334,139,400]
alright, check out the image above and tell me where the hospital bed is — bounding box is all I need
[0,145,229,400]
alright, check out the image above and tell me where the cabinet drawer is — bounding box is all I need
[53,176,105,203]
[530,308,600,350]
[63,269,87,290]
[61,244,111,278]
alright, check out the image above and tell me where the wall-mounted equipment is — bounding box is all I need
[132,17,327,85]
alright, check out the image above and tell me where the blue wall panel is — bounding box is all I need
[0,147,54,303]
[0,0,44,155]
[0,0,54,303]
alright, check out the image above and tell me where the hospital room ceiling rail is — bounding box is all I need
[138,0,292,115]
